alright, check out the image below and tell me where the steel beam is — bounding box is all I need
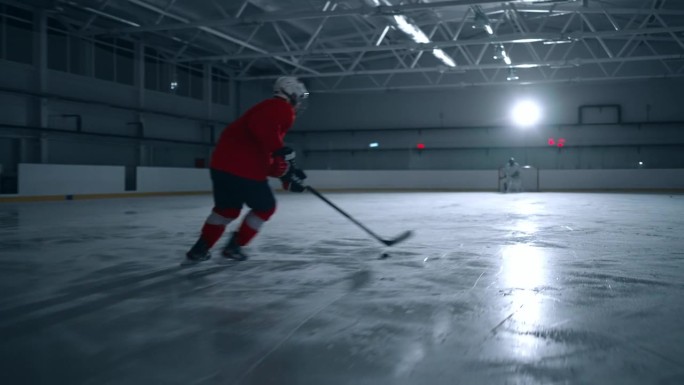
[178,26,684,63]
[125,0,319,74]
[100,3,684,36]
[311,73,684,93]
[237,53,684,80]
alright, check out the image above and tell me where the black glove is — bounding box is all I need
[273,147,296,161]
[274,147,307,192]
[281,166,307,193]
[269,147,295,178]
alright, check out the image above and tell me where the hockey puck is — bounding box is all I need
[380,253,390,259]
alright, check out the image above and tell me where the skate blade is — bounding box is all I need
[218,251,248,263]
[180,257,209,267]
[216,256,244,264]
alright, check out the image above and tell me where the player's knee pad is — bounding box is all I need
[207,207,241,225]
[253,206,276,221]
[245,207,276,231]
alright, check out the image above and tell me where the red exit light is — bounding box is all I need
[416,143,426,149]
[548,138,566,147]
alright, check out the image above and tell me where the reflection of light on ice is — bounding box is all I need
[393,341,425,377]
[512,200,540,215]
[514,220,538,235]
[501,244,545,289]
[500,244,548,358]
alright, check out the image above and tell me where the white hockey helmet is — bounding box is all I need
[273,76,309,110]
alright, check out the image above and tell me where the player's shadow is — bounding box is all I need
[347,269,372,291]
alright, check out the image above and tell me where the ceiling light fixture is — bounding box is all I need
[507,68,519,81]
[367,0,457,68]
[543,38,574,45]
[493,44,512,66]
[473,6,494,35]
[392,15,456,67]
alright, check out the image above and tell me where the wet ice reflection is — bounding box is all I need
[513,220,538,235]
[511,199,541,216]
[501,244,546,290]
[500,243,549,358]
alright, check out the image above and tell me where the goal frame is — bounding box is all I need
[498,165,540,192]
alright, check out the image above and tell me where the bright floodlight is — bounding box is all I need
[512,100,541,127]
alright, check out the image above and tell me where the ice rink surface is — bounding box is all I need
[1,191,683,385]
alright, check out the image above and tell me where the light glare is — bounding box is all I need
[393,15,430,43]
[432,49,456,67]
[512,100,541,127]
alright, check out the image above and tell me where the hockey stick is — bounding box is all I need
[305,186,413,247]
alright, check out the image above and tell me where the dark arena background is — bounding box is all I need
[1,1,683,384]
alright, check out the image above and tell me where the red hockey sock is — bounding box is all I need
[200,207,240,248]
[236,208,275,246]
[236,224,258,247]
[200,223,225,248]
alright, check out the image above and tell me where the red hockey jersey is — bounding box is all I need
[210,97,295,181]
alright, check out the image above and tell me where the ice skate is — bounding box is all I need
[220,233,249,262]
[181,239,211,266]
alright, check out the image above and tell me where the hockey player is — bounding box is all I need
[183,77,309,265]
[503,157,522,193]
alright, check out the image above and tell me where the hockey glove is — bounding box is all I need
[269,147,296,178]
[273,147,307,192]
[281,167,307,193]
[273,147,296,161]
[268,157,289,177]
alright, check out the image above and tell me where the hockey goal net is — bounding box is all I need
[498,165,539,192]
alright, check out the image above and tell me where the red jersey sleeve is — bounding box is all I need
[247,99,295,153]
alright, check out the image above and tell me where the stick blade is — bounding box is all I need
[382,230,413,247]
